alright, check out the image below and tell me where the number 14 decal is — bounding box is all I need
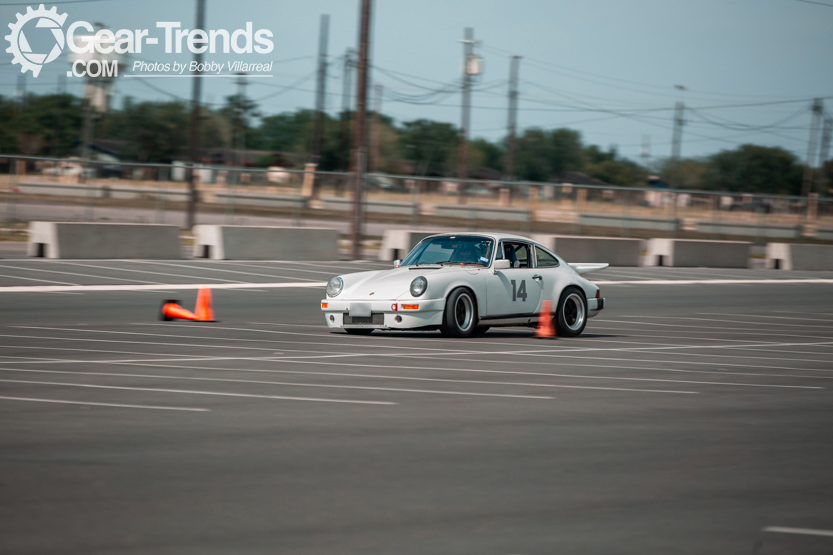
[510,279,527,302]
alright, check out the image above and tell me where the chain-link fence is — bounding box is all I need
[1,155,831,243]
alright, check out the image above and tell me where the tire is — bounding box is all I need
[344,328,374,335]
[472,326,490,336]
[440,288,477,338]
[555,286,587,337]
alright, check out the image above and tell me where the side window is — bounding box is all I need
[503,242,531,268]
[516,244,531,268]
[535,247,559,268]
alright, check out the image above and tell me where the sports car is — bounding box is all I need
[321,232,607,337]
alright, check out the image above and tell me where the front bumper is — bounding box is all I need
[321,298,446,330]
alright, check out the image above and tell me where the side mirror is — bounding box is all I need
[493,259,511,271]
[393,259,401,268]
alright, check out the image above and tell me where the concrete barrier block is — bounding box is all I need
[646,238,750,268]
[378,230,444,261]
[212,191,307,209]
[579,213,680,231]
[697,221,801,238]
[815,227,833,241]
[18,181,92,197]
[193,225,338,260]
[320,196,417,216]
[27,222,181,259]
[532,234,643,266]
[434,204,529,222]
[766,243,833,270]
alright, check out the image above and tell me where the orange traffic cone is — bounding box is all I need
[160,300,198,321]
[194,287,216,322]
[535,300,556,338]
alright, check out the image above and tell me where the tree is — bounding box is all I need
[398,119,458,176]
[515,127,583,181]
[104,99,190,162]
[469,138,503,175]
[702,144,802,195]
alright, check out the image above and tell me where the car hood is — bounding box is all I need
[339,265,477,300]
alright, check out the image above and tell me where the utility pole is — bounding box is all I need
[15,72,26,112]
[235,72,248,171]
[312,14,330,163]
[350,0,371,260]
[802,98,824,197]
[339,48,355,172]
[669,85,686,188]
[816,115,832,195]
[457,28,476,202]
[54,72,66,156]
[640,135,651,170]
[504,55,521,182]
[370,83,383,172]
[186,0,205,230]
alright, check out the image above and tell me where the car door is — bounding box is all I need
[485,241,543,318]
[532,244,562,304]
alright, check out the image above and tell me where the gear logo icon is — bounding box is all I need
[5,4,68,78]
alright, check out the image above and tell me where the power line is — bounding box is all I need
[0,0,116,5]
[795,0,833,7]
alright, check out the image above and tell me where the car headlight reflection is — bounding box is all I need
[410,276,427,297]
[326,276,343,297]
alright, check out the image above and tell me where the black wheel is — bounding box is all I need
[440,288,477,338]
[344,328,374,335]
[472,326,490,336]
[555,286,587,337]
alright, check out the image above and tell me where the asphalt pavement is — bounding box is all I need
[1,260,832,554]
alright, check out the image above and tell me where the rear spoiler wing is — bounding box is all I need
[568,263,609,275]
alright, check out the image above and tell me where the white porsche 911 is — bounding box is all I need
[321,232,607,338]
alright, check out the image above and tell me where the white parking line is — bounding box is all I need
[0,395,210,411]
[11,351,832,382]
[0,272,77,285]
[700,312,833,324]
[589,324,833,343]
[611,315,832,329]
[0,281,326,293]
[0,368,558,399]
[211,260,344,276]
[0,378,396,405]
[762,526,833,537]
[20,324,518,354]
[594,279,833,285]
[6,329,833,368]
[128,260,324,282]
[48,261,254,284]
[0,367,697,396]
[0,395,211,412]
[0,264,164,285]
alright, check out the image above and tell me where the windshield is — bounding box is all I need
[401,236,495,267]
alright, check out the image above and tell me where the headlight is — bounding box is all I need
[410,276,427,297]
[326,276,343,297]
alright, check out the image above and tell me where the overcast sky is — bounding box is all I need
[2,0,832,164]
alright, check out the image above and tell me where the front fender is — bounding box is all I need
[398,270,488,316]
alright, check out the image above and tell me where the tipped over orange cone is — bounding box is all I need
[194,287,216,322]
[160,300,198,321]
[535,300,556,338]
